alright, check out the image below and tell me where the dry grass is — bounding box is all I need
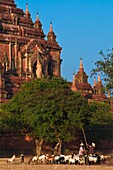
[0,164,113,170]
[0,158,113,170]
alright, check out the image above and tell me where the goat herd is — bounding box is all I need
[7,153,106,165]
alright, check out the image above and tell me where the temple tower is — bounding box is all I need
[72,58,93,98]
[47,22,62,77]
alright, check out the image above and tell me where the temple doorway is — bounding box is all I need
[32,59,42,78]
[32,61,37,78]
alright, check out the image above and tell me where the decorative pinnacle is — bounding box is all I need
[25,2,31,17]
[50,22,53,32]
[80,58,83,69]
[26,2,28,10]
[98,74,101,82]
[36,12,39,21]
[94,77,96,86]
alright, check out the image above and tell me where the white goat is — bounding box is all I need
[38,154,46,164]
[73,154,80,164]
[88,154,100,164]
[64,155,72,164]
[68,157,76,164]
[99,155,106,163]
[28,155,38,164]
[7,154,16,163]
[28,154,47,164]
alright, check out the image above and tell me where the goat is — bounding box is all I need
[38,154,46,164]
[28,154,47,164]
[100,155,105,164]
[7,154,16,163]
[73,154,80,164]
[45,155,55,164]
[68,157,76,164]
[88,154,101,165]
[54,154,65,164]
[64,155,72,164]
[28,156,38,164]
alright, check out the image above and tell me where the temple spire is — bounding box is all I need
[47,22,57,42]
[50,22,53,32]
[94,77,96,86]
[26,2,28,13]
[34,12,45,38]
[36,12,39,21]
[80,58,83,69]
[25,2,31,18]
[79,58,84,72]
[98,74,101,82]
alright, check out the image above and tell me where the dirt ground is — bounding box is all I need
[0,164,113,170]
[0,157,113,170]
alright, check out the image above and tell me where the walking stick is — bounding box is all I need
[81,127,89,164]
[81,127,88,148]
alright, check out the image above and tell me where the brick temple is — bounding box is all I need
[0,0,62,102]
[0,0,110,104]
[71,58,109,103]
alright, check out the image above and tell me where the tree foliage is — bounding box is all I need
[1,77,113,155]
[1,77,89,143]
[88,101,113,125]
[91,49,113,94]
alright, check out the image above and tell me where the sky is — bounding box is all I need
[15,0,113,85]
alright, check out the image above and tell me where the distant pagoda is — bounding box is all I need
[71,58,108,102]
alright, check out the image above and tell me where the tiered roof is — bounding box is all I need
[72,58,92,93]
[0,0,16,7]
[71,59,108,102]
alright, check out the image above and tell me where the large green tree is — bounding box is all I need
[88,101,113,125]
[85,101,113,146]
[1,77,89,155]
[91,49,113,94]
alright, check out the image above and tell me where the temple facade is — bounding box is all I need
[0,0,62,102]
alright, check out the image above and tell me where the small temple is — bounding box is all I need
[71,58,108,102]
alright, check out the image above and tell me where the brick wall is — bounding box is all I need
[1,125,113,157]
[0,43,9,62]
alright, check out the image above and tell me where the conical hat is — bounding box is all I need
[92,143,95,147]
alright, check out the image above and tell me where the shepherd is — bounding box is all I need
[20,154,24,163]
[79,142,86,156]
[86,142,96,155]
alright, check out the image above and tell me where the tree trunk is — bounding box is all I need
[35,139,43,156]
[54,138,62,155]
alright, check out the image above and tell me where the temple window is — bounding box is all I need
[8,8,11,15]
[4,63,6,72]
[11,58,15,70]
